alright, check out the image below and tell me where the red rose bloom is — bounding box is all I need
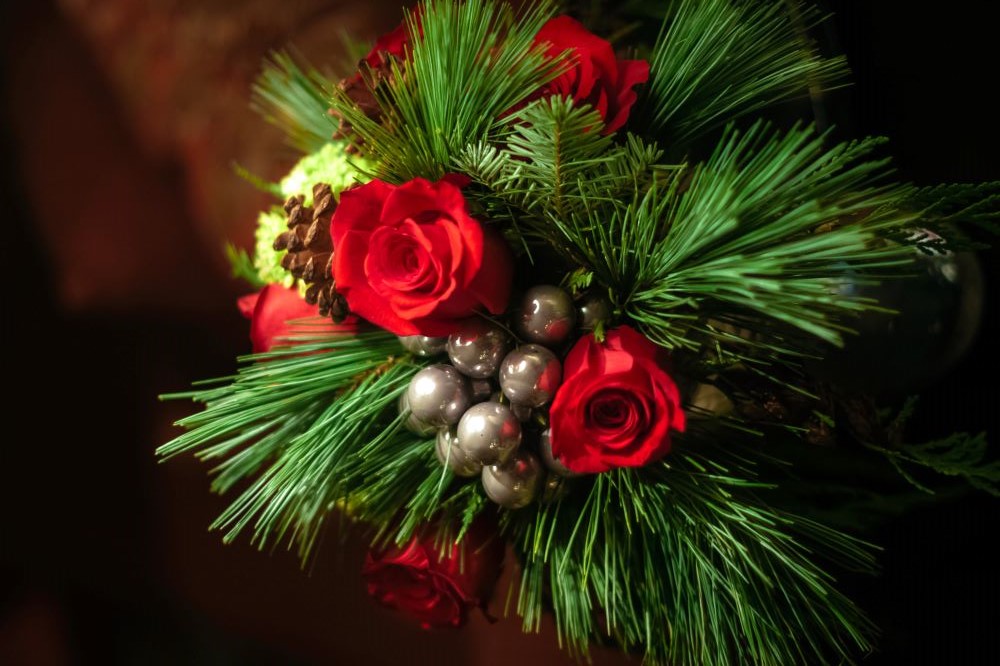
[238,284,354,353]
[363,522,505,629]
[549,325,685,474]
[331,176,513,336]
[534,16,649,134]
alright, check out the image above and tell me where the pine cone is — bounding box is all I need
[273,183,348,322]
[330,59,394,154]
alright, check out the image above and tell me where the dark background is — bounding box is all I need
[1,1,998,664]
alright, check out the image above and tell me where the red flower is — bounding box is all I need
[549,325,685,474]
[361,21,411,71]
[238,284,353,353]
[331,176,513,337]
[534,16,649,134]
[363,521,505,629]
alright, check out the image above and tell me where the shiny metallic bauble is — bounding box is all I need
[538,428,578,477]
[810,251,984,392]
[397,392,438,436]
[482,450,544,509]
[510,402,533,423]
[406,364,472,426]
[398,335,448,357]
[499,344,562,408]
[455,401,522,466]
[470,379,494,404]
[447,319,510,379]
[577,292,613,331]
[516,285,577,345]
[435,428,482,477]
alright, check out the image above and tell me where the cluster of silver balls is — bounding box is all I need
[398,285,611,509]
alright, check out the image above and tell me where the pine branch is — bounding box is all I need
[635,0,849,146]
[159,329,424,562]
[329,0,566,182]
[625,122,917,354]
[504,434,877,666]
[252,51,339,154]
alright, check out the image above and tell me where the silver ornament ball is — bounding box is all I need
[577,292,613,331]
[539,428,579,477]
[456,401,522,466]
[470,378,494,404]
[447,320,510,379]
[406,364,472,426]
[397,392,438,436]
[516,285,577,345]
[435,428,482,477]
[482,449,544,509]
[499,344,562,408]
[398,335,448,357]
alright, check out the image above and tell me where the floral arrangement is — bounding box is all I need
[160,1,999,663]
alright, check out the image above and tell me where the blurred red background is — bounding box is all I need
[2,1,998,664]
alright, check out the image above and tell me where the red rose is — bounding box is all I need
[549,325,685,474]
[361,21,410,71]
[363,521,505,629]
[534,16,649,134]
[331,177,513,336]
[238,284,354,353]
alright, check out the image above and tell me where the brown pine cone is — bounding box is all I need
[330,59,394,155]
[273,182,348,322]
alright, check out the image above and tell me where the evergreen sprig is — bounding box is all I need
[159,328,422,561]
[625,122,916,352]
[329,0,566,183]
[636,0,849,145]
[252,52,339,154]
[504,438,877,666]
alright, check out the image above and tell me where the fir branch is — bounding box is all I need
[224,243,266,289]
[252,51,339,154]
[636,0,849,146]
[329,0,565,182]
[867,433,999,497]
[504,438,877,666]
[892,182,1000,254]
[159,329,422,562]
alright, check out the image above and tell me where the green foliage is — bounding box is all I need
[159,329,422,562]
[253,52,339,154]
[329,0,565,182]
[896,182,1000,254]
[504,438,877,666]
[636,0,849,145]
[870,432,1000,497]
[225,243,266,289]
[626,122,916,352]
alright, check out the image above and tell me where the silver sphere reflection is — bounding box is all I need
[435,428,482,477]
[456,401,522,466]
[447,319,509,379]
[577,292,613,331]
[406,364,471,426]
[516,285,577,345]
[499,344,562,407]
[482,450,544,509]
[397,392,438,436]
[398,335,448,357]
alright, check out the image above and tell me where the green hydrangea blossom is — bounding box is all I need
[252,142,370,286]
